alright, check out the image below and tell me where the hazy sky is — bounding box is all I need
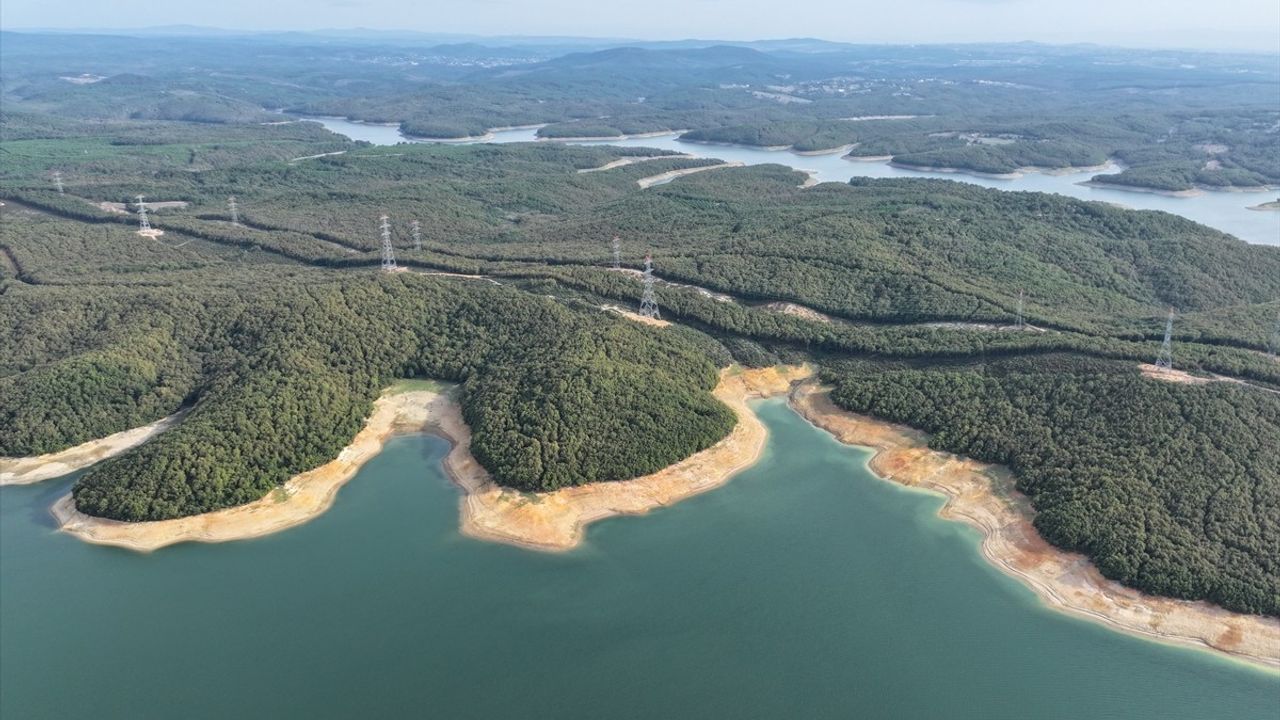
[3,0,1279,52]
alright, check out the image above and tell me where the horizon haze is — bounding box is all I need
[2,0,1279,53]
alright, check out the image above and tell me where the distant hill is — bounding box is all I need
[545,45,778,69]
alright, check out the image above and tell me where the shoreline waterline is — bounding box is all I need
[8,395,1278,717]
[49,391,463,551]
[0,411,186,486]
[19,366,1279,669]
[889,159,1118,180]
[459,364,812,550]
[48,365,812,553]
[786,380,1280,672]
[635,161,745,188]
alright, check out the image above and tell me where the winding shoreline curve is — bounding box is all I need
[888,159,1116,180]
[0,411,186,486]
[459,365,812,549]
[50,390,459,550]
[49,365,813,553]
[786,380,1280,671]
[25,368,1279,669]
[636,161,745,188]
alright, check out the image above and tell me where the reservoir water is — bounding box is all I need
[301,116,1280,247]
[2,400,1276,719]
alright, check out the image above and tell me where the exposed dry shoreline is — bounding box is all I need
[576,155,687,174]
[788,381,1280,671]
[1077,180,1202,197]
[793,144,855,156]
[50,391,460,551]
[889,160,1116,180]
[461,365,812,550]
[1,411,185,486]
[540,129,685,142]
[30,367,1279,669]
[636,161,745,188]
[51,366,813,554]
[411,123,548,143]
[673,139,869,157]
[1081,181,1279,197]
[676,139,792,152]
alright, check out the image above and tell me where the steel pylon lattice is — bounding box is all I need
[379,215,397,272]
[639,254,660,319]
[1154,308,1175,372]
[136,195,151,232]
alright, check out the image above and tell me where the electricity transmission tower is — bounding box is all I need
[639,254,660,319]
[136,195,152,233]
[1014,289,1025,331]
[611,236,621,269]
[411,220,422,251]
[379,215,397,272]
[53,171,64,194]
[228,196,240,225]
[1154,308,1175,372]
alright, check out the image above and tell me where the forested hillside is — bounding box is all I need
[826,356,1280,616]
[1,51,1277,616]
[5,129,1276,354]
[2,266,733,518]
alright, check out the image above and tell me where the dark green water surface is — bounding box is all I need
[2,400,1276,718]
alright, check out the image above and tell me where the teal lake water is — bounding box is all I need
[2,399,1276,718]
[299,116,1280,247]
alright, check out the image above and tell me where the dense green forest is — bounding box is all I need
[4,127,1276,353]
[1,34,1278,616]
[825,356,1280,616]
[2,265,734,517]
